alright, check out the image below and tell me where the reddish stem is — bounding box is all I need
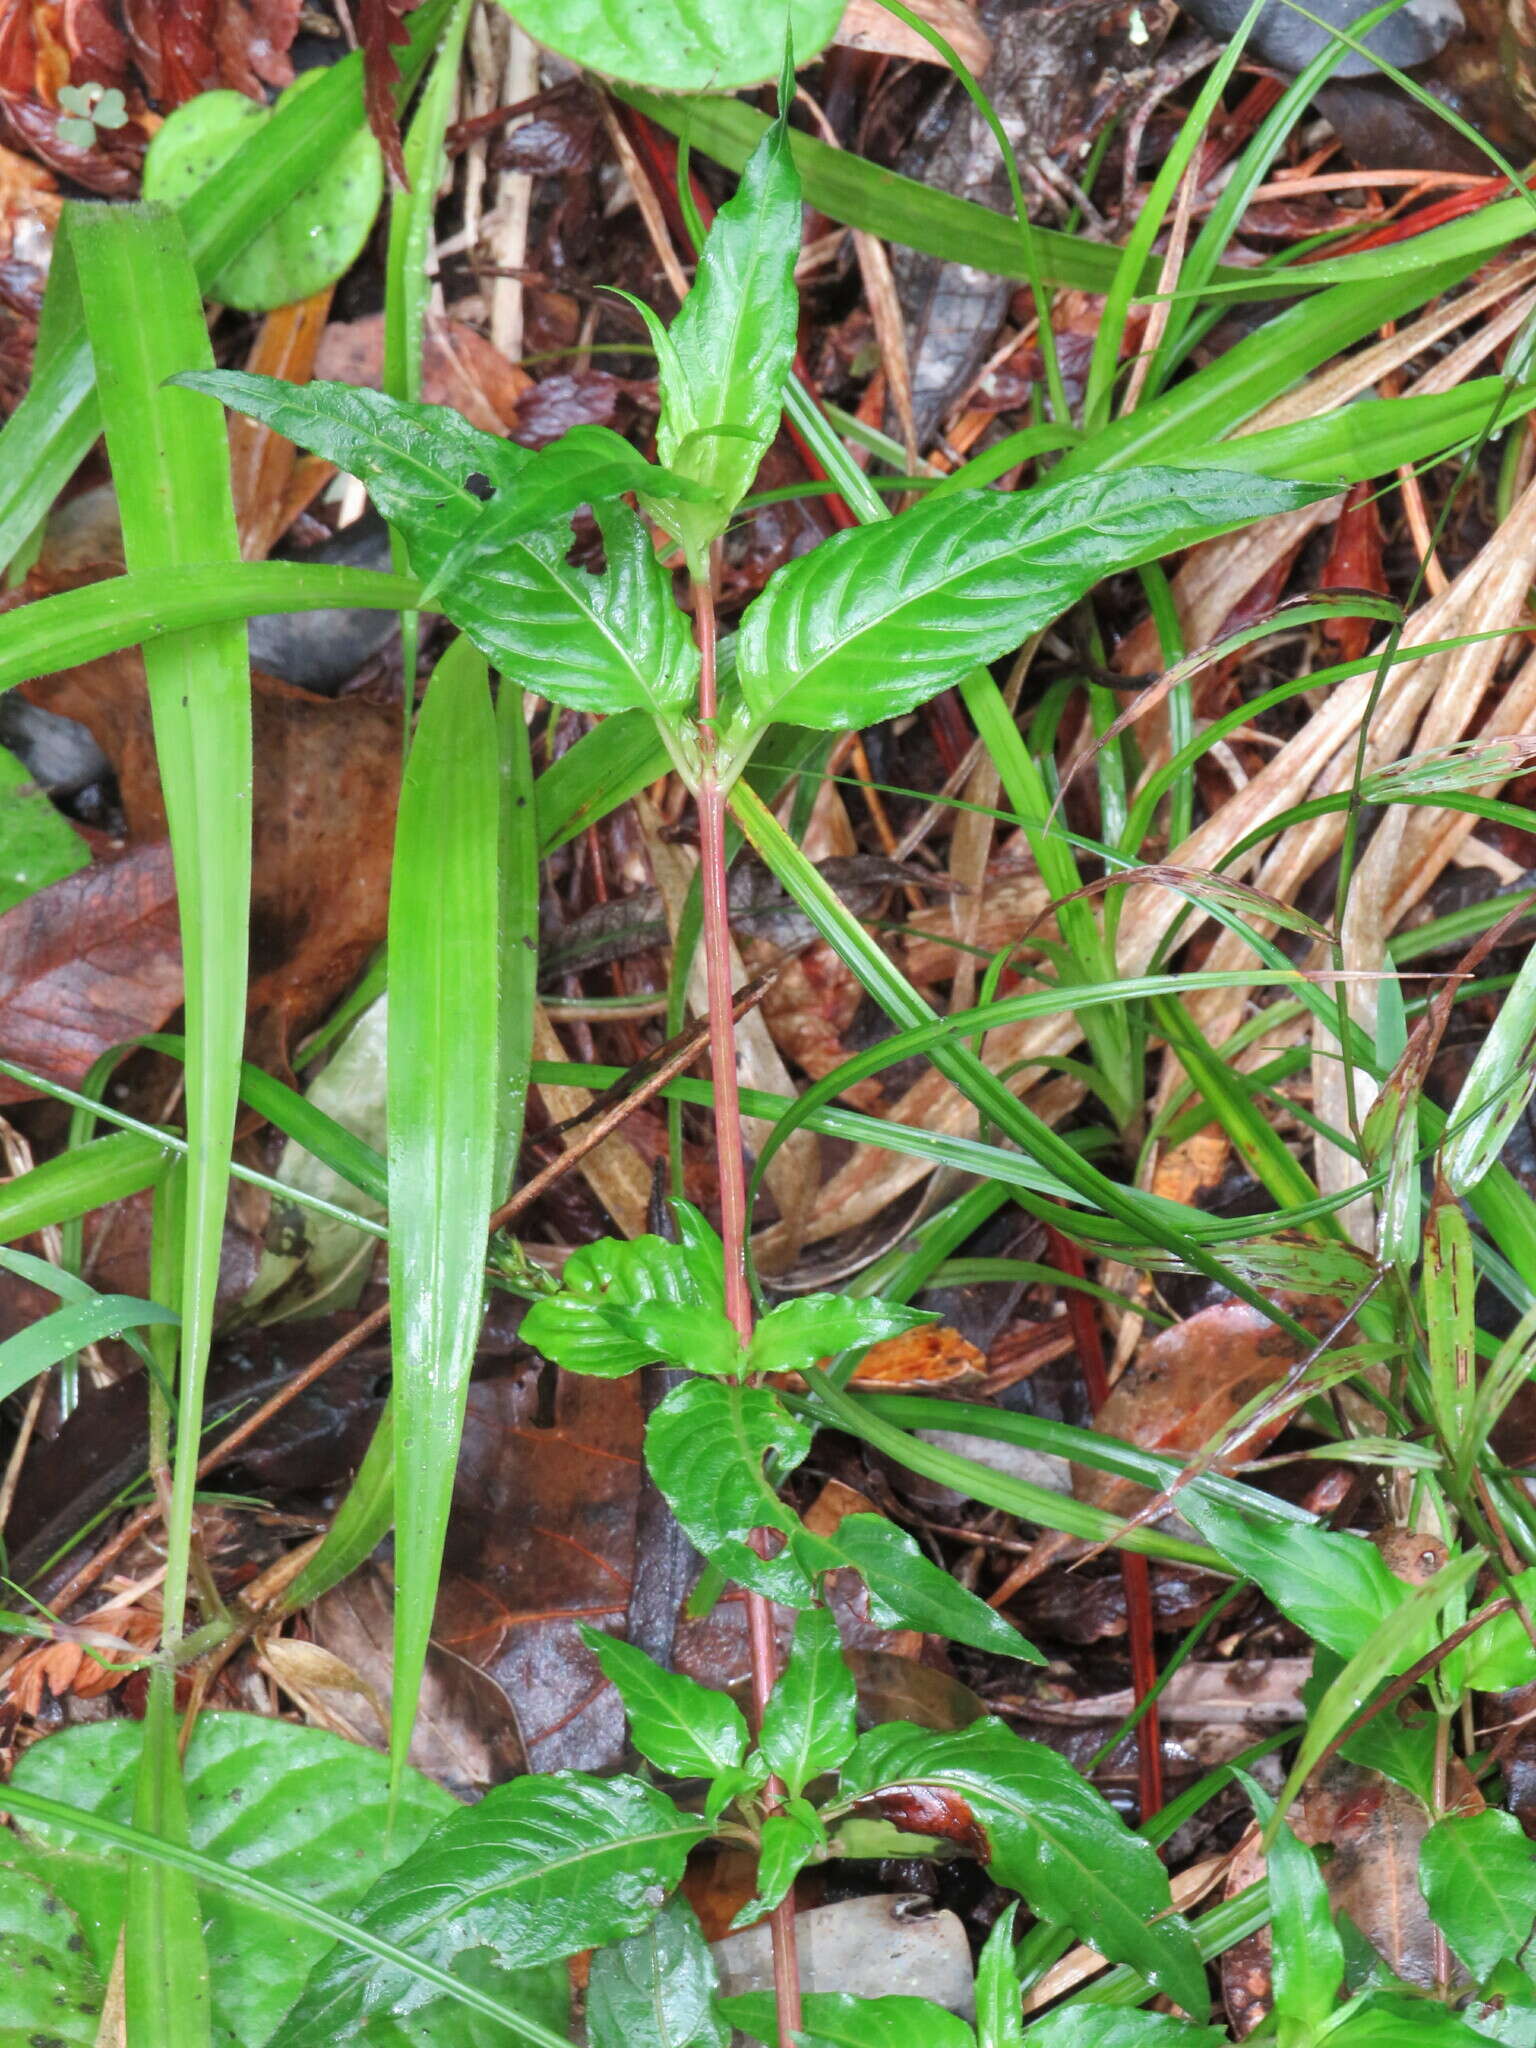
[1046,1226,1164,1821]
[694,569,802,2044]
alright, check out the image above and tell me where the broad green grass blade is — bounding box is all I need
[0,1292,177,1391]
[0,0,452,574]
[1440,930,1536,1195]
[128,1678,212,2045]
[73,200,246,2048]
[72,202,250,1663]
[0,562,421,693]
[496,678,539,1200]
[621,87,1235,297]
[387,632,501,1793]
[0,1132,171,1238]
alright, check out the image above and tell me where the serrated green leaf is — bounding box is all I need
[758,1608,857,1796]
[805,1514,1044,1664]
[1419,1811,1536,1980]
[645,1377,813,1605]
[728,1797,825,1927]
[653,82,800,563]
[734,471,1324,733]
[722,1989,977,2048]
[976,1904,1024,2048]
[588,1896,727,2048]
[0,1861,103,2044]
[522,1235,742,1378]
[142,74,383,312]
[746,1294,933,1376]
[1235,1771,1341,2031]
[492,0,841,89]
[176,374,697,718]
[281,1773,704,2041]
[579,1625,750,1779]
[10,1713,452,2048]
[1179,1495,1406,1659]
[840,1720,1208,2018]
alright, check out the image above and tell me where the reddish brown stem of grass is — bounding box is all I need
[694,568,802,2045]
[1047,1226,1164,1821]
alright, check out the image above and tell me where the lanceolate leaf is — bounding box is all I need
[386,638,501,1789]
[645,1378,813,1604]
[179,374,697,717]
[1178,1495,1407,1659]
[838,1720,1208,2019]
[729,1798,825,1925]
[654,70,801,563]
[1235,1773,1341,2032]
[587,1896,727,2048]
[282,1773,705,2040]
[758,1608,857,1795]
[579,1626,750,1780]
[734,470,1325,733]
[1020,2014,1226,2046]
[807,1514,1045,1665]
[976,1906,1024,2048]
[1418,1810,1536,1980]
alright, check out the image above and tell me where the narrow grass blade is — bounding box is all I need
[0,1292,177,1392]
[495,678,539,1200]
[73,203,250,1657]
[73,200,246,2048]
[1440,931,1536,1195]
[1083,0,1258,431]
[387,633,501,1792]
[127,1676,212,2045]
[0,1132,171,1238]
[0,561,421,693]
[384,0,476,705]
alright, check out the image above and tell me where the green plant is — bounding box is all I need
[6,10,1536,2046]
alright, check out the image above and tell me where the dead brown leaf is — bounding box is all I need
[0,841,181,1104]
[1077,1299,1314,1517]
[21,649,400,1066]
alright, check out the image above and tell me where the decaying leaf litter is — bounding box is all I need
[4,0,1536,2039]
